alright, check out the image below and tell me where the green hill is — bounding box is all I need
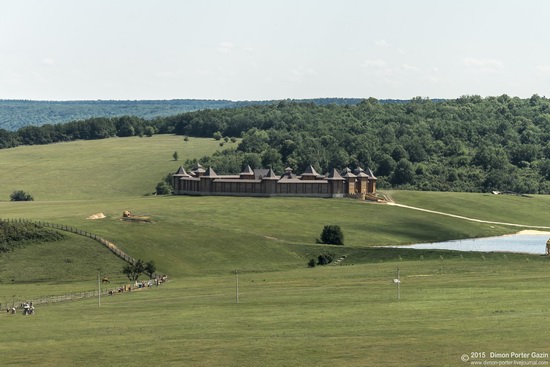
[1,135,549,281]
[0,134,233,200]
[1,135,549,366]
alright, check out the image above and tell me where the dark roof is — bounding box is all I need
[241,165,254,175]
[326,168,344,180]
[213,179,260,183]
[341,171,357,178]
[203,167,218,177]
[262,168,279,180]
[301,165,319,176]
[365,168,377,179]
[254,168,270,180]
[174,166,189,176]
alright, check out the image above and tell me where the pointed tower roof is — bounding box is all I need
[326,168,345,180]
[353,167,370,178]
[174,166,190,176]
[341,171,357,178]
[301,164,319,177]
[241,165,254,175]
[203,167,218,177]
[365,168,377,179]
[192,163,205,174]
[262,168,279,180]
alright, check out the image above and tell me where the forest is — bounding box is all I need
[0,98,367,131]
[2,94,550,194]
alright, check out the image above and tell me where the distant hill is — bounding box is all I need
[0,98,407,131]
[0,99,234,131]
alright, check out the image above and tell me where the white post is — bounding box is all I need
[397,267,400,300]
[98,272,101,307]
[235,270,239,304]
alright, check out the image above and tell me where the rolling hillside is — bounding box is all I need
[1,135,549,281]
[1,135,549,367]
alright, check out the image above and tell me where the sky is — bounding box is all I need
[1,0,550,101]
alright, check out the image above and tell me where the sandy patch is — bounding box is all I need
[87,213,106,220]
[516,230,550,235]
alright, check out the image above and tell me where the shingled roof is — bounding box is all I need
[241,165,254,175]
[262,168,279,180]
[326,168,344,180]
[174,166,190,176]
[353,167,370,178]
[203,167,218,177]
[365,168,377,179]
[301,165,320,177]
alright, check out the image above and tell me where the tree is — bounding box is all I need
[155,180,172,195]
[144,126,155,137]
[173,151,179,161]
[391,158,415,185]
[317,253,334,265]
[213,131,223,140]
[10,190,34,201]
[320,225,344,245]
[144,260,157,279]
[122,259,145,282]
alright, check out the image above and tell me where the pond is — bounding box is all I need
[399,230,550,255]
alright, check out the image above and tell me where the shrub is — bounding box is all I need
[10,190,34,201]
[307,258,316,268]
[155,181,172,195]
[320,225,344,245]
[317,253,334,266]
[0,221,66,253]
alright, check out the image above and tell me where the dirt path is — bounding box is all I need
[386,202,550,231]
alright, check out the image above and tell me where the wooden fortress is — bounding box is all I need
[172,164,376,198]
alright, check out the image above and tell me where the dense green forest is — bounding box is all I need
[0,98,369,131]
[0,99,235,131]
[2,95,550,194]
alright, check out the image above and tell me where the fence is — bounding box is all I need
[3,288,114,311]
[0,217,136,265]
[0,217,155,310]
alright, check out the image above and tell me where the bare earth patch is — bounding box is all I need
[86,213,106,220]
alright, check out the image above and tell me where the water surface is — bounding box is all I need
[400,232,549,255]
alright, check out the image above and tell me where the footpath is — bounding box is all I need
[386,201,550,231]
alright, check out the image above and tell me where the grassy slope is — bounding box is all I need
[0,134,235,200]
[0,259,548,367]
[0,136,549,366]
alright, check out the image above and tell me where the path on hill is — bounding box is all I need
[385,202,550,231]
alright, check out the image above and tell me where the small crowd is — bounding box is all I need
[5,302,35,315]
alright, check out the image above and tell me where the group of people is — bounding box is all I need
[4,302,34,315]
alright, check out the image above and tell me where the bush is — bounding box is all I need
[317,253,334,266]
[155,181,172,195]
[320,225,344,245]
[10,190,34,201]
[307,258,316,268]
[0,221,66,253]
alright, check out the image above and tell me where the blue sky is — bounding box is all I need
[1,0,549,101]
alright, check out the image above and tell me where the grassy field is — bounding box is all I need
[0,258,548,367]
[0,136,549,366]
[0,134,235,200]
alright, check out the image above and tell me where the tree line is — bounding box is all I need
[175,95,550,194]
[3,95,550,194]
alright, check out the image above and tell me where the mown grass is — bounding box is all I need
[0,258,548,367]
[0,135,234,200]
[0,136,549,366]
